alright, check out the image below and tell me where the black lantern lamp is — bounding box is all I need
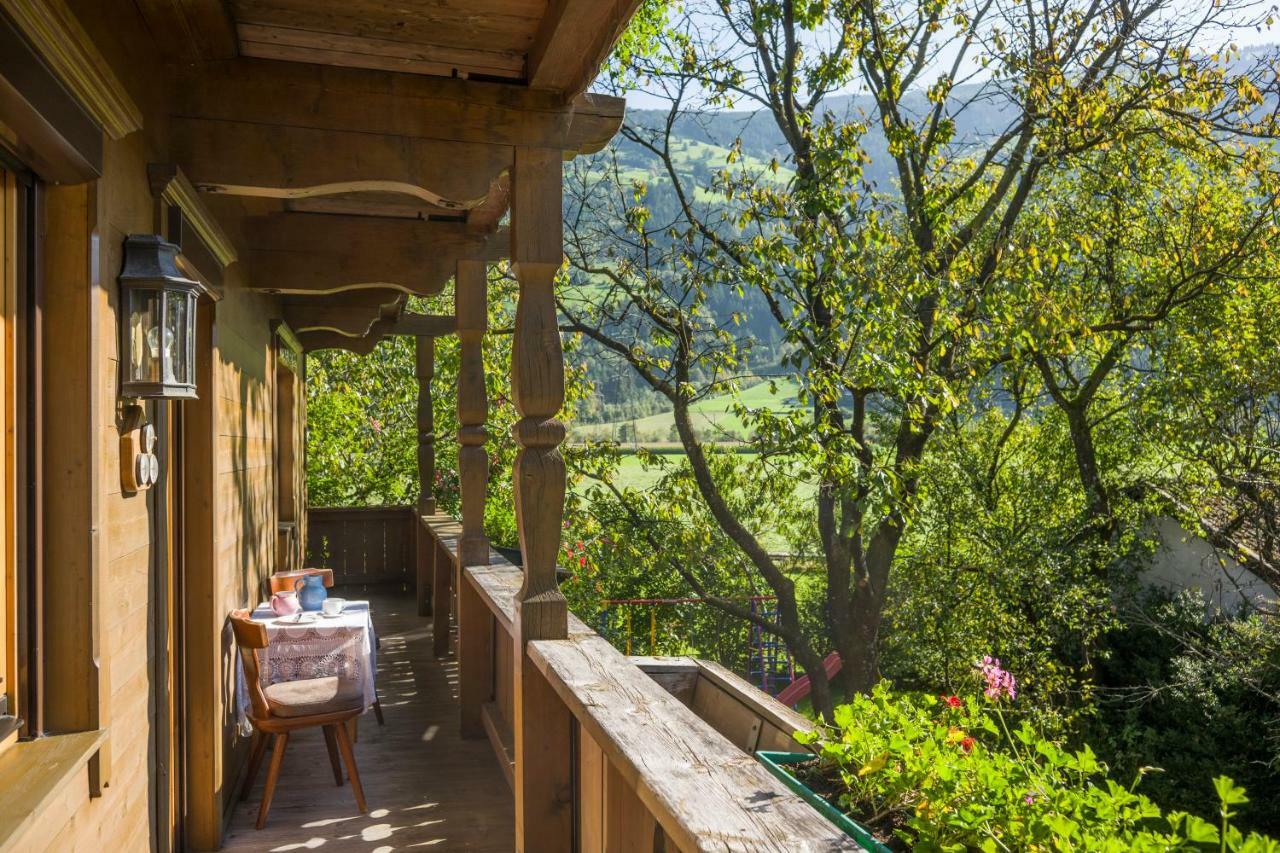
[119,234,201,399]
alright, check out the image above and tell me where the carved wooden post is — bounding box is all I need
[510,146,572,851]
[454,263,496,735]
[415,336,435,617]
[456,259,490,568]
[416,336,436,515]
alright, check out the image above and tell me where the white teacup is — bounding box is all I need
[322,597,346,616]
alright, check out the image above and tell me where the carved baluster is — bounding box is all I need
[415,336,435,618]
[415,336,436,515]
[456,260,490,568]
[510,146,572,851]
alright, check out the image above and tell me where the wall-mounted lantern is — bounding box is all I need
[119,234,200,399]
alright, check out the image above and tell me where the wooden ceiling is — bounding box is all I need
[230,0,543,81]
[140,0,641,352]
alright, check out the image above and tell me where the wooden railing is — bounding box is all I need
[417,513,857,851]
[305,506,417,590]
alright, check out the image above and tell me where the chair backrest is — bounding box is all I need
[266,568,334,595]
[229,609,271,720]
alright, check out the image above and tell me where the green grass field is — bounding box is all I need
[572,377,803,443]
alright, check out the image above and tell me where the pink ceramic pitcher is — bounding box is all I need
[270,590,301,617]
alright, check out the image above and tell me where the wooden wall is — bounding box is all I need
[306,506,416,590]
[7,3,285,849]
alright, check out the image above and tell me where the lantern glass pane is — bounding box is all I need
[185,294,197,387]
[163,289,188,385]
[128,288,161,383]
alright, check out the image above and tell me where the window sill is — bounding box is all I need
[0,729,107,850]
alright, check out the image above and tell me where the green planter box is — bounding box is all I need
[755,751,892,853]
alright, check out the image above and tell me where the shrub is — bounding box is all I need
[795,671,1279,851]
[1091,592,1280,834]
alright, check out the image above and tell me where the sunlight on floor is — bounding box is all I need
[223,589,512,852]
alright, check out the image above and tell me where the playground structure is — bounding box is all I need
[597,596,847,708]
[597,596,797,696]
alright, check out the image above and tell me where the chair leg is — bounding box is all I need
[256,732,290,830]
[240,731,269,802]
[334,719,368,813]
[322,725,344,786]
[373,697,385,726]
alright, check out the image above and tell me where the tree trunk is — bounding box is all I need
[1064,403,1114,535]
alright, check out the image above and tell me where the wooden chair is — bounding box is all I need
[259,575,388,728]
[230,609,368,829]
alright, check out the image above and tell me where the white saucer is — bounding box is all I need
[320,611,345,619]
[281,612,317,624]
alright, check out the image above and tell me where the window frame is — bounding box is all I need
[0,149,41,743]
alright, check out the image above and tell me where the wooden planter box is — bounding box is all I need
[634,656,891,852]
[756,751,891,852]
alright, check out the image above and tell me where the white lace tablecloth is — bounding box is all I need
[235,600,377,731]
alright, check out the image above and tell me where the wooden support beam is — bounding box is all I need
[468,174,510,234]
[529,0,643,96]
[293,311,457,353]
[173,116,508,211]
[175,58,626,153]
[509,146,572,852]
[295,328,390,355]
[237,214,507,296]
[282,290,404,336]
[416,338,436,516]
[235,22,525,81]
[456,260,490,569]
[394,313,456,337]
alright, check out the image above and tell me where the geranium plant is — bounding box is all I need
[794,658,1279,851]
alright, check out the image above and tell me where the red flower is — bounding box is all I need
[960,736,976,754]
[941,695,962,708]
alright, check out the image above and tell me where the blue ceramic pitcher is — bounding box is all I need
[294,573,328,612]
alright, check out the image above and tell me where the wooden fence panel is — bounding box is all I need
[305,506,416,590]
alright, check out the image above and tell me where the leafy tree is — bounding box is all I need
[1013,138,1279,542]
[563,0,1280,719]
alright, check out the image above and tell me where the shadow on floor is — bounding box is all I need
[222,589,513,852]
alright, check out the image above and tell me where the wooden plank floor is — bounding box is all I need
[222,588,514,852]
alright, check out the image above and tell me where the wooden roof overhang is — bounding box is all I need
[147,0,638,352]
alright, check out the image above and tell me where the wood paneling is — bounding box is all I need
[230,0,540,80]
[305,506,416,589]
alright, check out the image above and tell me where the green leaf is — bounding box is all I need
[1214,776,1249,807]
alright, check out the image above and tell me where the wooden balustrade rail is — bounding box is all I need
[305,506,417,590]
[416,512,857,852]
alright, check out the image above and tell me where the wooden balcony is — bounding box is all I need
[223,587,513,850]
[291,507,858,851]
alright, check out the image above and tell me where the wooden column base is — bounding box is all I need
[513,643,573,851]
[458,571,494,739]
[432,538,452,658]
[459,535,490,568]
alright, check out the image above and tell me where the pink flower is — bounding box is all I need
[976,655,1017,701]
